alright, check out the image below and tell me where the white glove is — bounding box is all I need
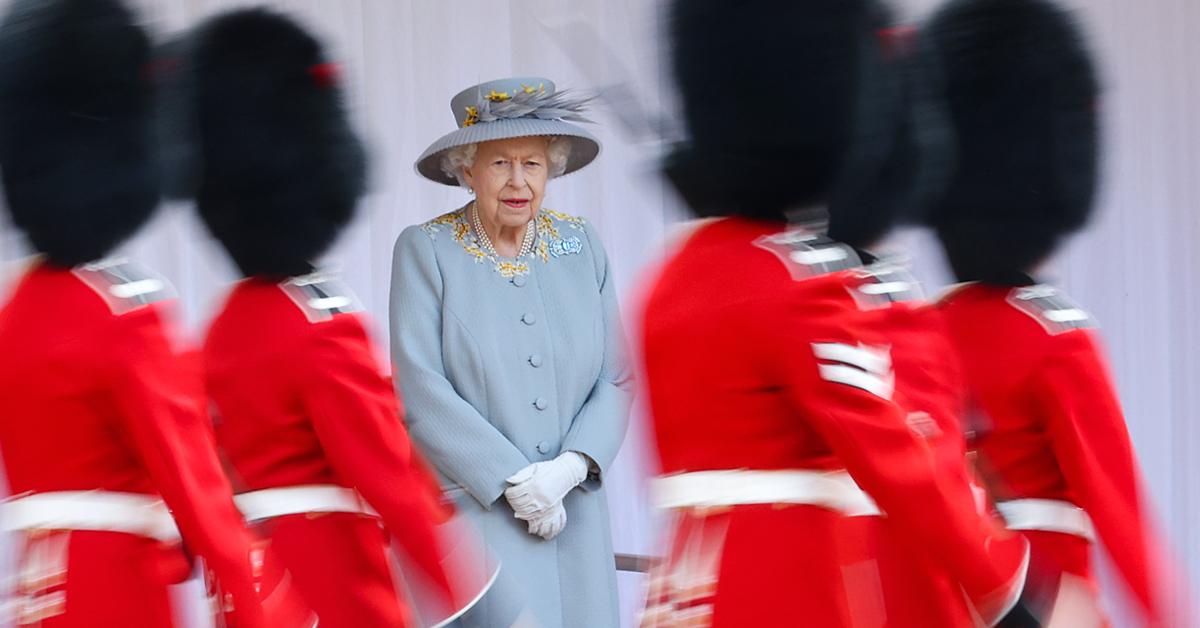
[526,500,567,540]
[504,451,590,520]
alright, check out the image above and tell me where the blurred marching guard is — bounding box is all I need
[820,7,1012,626]
[636,0,1040,626]
[926,0,1181,624]
[0,0,267,626]
[162,8,492,627]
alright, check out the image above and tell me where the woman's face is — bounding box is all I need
[463,136,550,229]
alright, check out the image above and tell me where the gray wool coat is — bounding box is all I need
[389,205,633,628]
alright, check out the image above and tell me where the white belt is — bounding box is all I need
[995,498,1096,542]
[651,469,881,516]
[0,491,180,542]
[234,485,377,523]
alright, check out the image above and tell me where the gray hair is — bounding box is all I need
[440,136,573,188]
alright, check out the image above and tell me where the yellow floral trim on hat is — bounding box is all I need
[485,89,511,103]
[462,106,479,127]
[420,207,587,276]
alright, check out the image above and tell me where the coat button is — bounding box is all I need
[528,354,544,368]
[522,312,536,325]
[534,397,548,410]
[536,441,551,454]
[512,275,527,287]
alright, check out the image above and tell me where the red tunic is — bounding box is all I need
[637,218,1027,627]
[0,261,264,628]
[939,282,1172,625]
[203,274,458,627]
[834,270,983,627]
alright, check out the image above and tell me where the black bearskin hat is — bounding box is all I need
[827,5,955,250]
[182,8,367,278]
[925,0,1099,282]
[663,0,897,222]
[0,0,158,267]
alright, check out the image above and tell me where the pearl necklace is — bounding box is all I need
[471,202,536,259]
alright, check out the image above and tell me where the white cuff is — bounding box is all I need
[559,451,590,485]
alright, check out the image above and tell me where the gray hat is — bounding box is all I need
[415,77,601,186]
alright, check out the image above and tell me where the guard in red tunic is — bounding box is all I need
[925,1,1181,625]
[828,266,993,628]
[0,1,265,626]
[637,1,1037,626]
[167,9,485,627]
[818,12,1000,626]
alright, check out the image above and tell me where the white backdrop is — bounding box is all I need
[0,0,1196,626]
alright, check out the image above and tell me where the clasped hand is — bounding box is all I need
[504,451,590,540]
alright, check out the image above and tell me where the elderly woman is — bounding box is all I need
[390,77,633,628]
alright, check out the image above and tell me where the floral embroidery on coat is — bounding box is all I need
[421,206,586,277]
